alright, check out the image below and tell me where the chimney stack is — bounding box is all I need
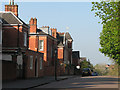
[9,0,11,5]
[12,0,14,5]
[5,0,18,17]
[51,28,57,38]
[29,17,37,33]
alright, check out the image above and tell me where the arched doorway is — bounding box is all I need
[35,56,38,77]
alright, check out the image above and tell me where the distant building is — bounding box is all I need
[72,51,80,66]
[57,32,73,65]
[57,32,73,75]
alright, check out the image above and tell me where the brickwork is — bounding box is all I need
[25,50,44,78]
[5,5,18,17]
[51,28,57,38]
[2,25,28,48]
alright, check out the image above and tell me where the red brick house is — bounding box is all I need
[1,1,44,80]
[29,18,58,76]
[57,32,73,75]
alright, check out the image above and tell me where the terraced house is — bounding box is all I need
[1,0,44,81]
[57,32,73,75]
[1,0,74,81]
[29,18,59,76]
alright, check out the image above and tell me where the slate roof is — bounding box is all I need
[0,12,28,27]
[37,29,48,35]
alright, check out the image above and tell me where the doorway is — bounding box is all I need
[35,56,38,77]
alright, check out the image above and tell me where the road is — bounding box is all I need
[35,76,119,89]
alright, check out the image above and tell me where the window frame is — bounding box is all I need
[39,40,44,51]
[24,32,27,46]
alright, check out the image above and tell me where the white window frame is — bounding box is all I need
[30,56,33,69]
[24,32,27,46]
[39,40,44,51]
[40,57,43,70]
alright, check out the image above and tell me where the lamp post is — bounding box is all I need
[54,49,57,81]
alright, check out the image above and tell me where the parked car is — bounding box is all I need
[92,72,98,76]
[82,68,92,76]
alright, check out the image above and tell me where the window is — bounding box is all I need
[24,32,27,46]
[30,56,33,69]
[39,40,44,51]
[40,57,43,69]
[66,40,68,46]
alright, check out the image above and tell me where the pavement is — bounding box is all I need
[2,75,74,89]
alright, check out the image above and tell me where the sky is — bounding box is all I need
[1,2,113,66]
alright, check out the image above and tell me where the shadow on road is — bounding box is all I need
[68,76,119,88]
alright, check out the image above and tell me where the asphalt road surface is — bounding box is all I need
[35,76,119,89]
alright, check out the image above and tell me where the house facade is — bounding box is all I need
[57,32,73,75]
[29,18,58,76]
[2,1,44,81]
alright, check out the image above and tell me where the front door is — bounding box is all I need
[35,57,38,77]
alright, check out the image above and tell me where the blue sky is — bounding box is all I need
[1,2,112,65]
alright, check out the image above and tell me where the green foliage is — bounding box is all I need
[94,63,119,76]
[106,64,119,76]
[91,1,120,65]
[80,60,94,70]
[94,64,107,75]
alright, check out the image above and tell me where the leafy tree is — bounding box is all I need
[80,60,94,70]
[91,1,120,64]
[94,64,107,75]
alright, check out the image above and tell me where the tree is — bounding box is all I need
[91,1,120,64]
[94,64,107,75]
[80,60,94,70]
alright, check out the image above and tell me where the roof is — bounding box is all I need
[65,32,73,41]
[37,29,48,35]
[30,29,57,41]
[0,11,28,27]
[58,42,64,47]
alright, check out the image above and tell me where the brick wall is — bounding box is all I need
[2,60,17,81]
[25,50,44,78]
[2,25,28,48]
